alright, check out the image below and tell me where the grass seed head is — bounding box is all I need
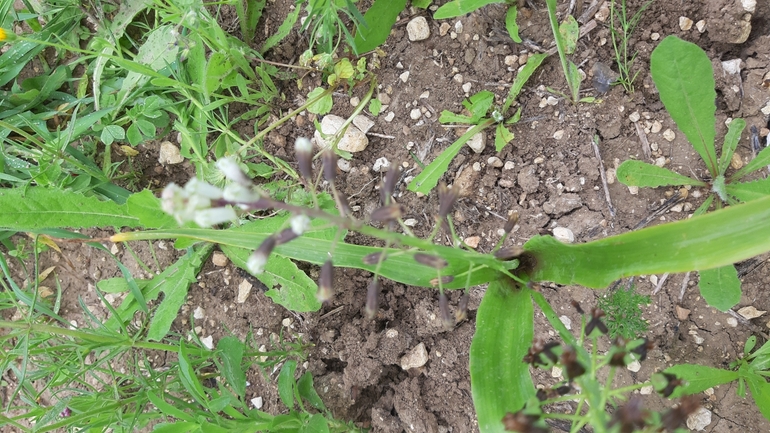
[455,293,469,322]
[430,275,454,286]
[294,137,314,183]
[316,260,334,303]
[561,346,586,380]
[322,149,337,183]
[413,253,448,269]
[380,165,400,205]
[275,228,300,245]
[365,279,381,319]
[631,338,655,361]
[586,308,608,336]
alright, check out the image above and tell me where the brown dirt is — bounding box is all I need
[6,0,770,431]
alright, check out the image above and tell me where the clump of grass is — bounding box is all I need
[598,286,651,339]
[609,0,655,92]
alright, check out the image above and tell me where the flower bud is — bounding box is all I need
[439,292,454,330]
[438,183,458,219]
[184,178,224,199]
[316,260,334,302]
[294,137,314,183]
[430,275,454,286]
[193,206,238,227]
[371,204,402,222]
[586,308,608,336]
[365,279,381,319]
[493,246,524,261]
[413,253,448,270]
[363,252,386,265]
[223,183,260,204]
[380,165,400,205]
[455,293,469,322]
[216,156,252,186]
[247,236,276,275]
[322,149,337,183]
[561,346,586,380]
[503,211,519,233]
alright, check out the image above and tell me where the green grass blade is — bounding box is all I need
[504,6,522,43]
[352,0,407,54]
[726,177,770,202]
[616,160,706,187]
[524,194,770,287]
[502,53,547,113]
[0,188,141,229]
[698,265,741,311]
[434,0,505,19]
[408,119,494,194]
[470,279,535,433]
[718,118,746,176]
[732,146,770,181]
[650,36,717,175]
[746,374,770,421]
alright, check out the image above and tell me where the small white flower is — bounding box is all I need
[290,215,311,235]
[247,250,268,275]
[193,207,237,227]
[184,178,223,199]
[216,157,252,186]
[295,137,313,154]
[161,183,185,215]
[223,183,260,203]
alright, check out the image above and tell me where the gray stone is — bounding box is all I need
[314,115,369,153]
[159,141,183,164]
[406,17,430,41]
[400,343,429,370]
[466,132,486,153]
[543,194,582,216]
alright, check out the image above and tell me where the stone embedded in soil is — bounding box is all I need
[251,396,263,409]
[742,0,756,13]
[407,17,430,41]
[543,194,582,216]
[727,317,738,327]
[158,141,184,165]
[488,156,503,167]
[399,71,410,83]
[212,251,228,267]
[696,20,706,32]
[201,335,214,350]
[400,343,429,370]
[679,16,694,31]
[730,152,743,170]
[337,158,351,172]
[517,166,539,193]
[453,164,479,197]
[373,157,390,172]
[193,306,205,320]
[466,132,486,153]
[314,115,369,152]
[738,306,766,319]
[626,360,641,372]
[384,111,395,122]
[553,227,575,243]
[675,305,691,321]
[464,236,480,248]
[352,114,375,134]
[687,407,712,431]
[722,59,742,75]
[559,315,572,330]
[237,279,252,303]
[439,22,451,36]
[409,108,422,120]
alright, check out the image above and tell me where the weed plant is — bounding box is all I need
[597,286,651,340]
[609,0,654,92]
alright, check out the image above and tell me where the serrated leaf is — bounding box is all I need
[278,360,297,409]
[369,98,382,116]
[616,160,705,187]
[662,364,739,398]
[0,188,140,229]
[732,145,770,181]
[718,118,746,176]
[505,6,522,43]
[439,110,474,124]
[698,265,741,311]
[726,178,770,202]
[261,5,301,53]
[502,53,547,113]
[352,0,407,55]
[470,280,535,432]
[126,189,179,229]
[217,336,246,399]
[746,375,770,421]
[651,36,717,175]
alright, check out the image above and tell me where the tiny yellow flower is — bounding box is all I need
[0,28,14,42]
[0,28,6,41]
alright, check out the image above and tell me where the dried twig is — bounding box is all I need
[679,271,691,301]
[652,272,669,295]
[634,121,652,161]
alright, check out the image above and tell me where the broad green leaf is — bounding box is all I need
[726,177,770,202]
[278,360,298,409]
[662,364,739,398]
[126,189,179,229]
[306,87,333,115]
[470,279,535,433]
[524,195,770,288]
[116,25,178,109]
[502,53,547,113]
[412,0,432,8]
[369,98,382,116]
[651,36,717,174]
[698,265,741,311]
[434,0,505,19]
[408,119,495,194]
[494,123,515,151]
[100,125,125,146]
[559,15,579,54]
[566,60,581,102]
[732,145,770,181]
[217,336,246,399]
[718,118,746,176]
[300,414,329,433]
[616,160,706,187]
[352,0,407,54]
[261,5,301,53]
[466,91,495,122]
[147,246,210,340]
[297,372,326,411]
[504,6,522,43]
[746,375,770,421]
[0,188,140,229]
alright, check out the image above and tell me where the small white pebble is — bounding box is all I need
[399,71,410,83]
[650,32,660,40]
[559,315,572,330]
[504,161,515,170]
[488,156,503,167]
[201,336,214,350]
[696,20,706,32]
[251,397,263,409]
[553,130,565,140]
[373,157,390,172]
[462,82,472,93]
[551,366,563,378]
[727,317,738,327]
[679,16,694,31]
[409,108,422,120]
[627,360,641,372]
[384,111,395,122]
[194,306,205,320]
[640,385,654,395]
[629,112,641,122]
[553,227,575,243]
[662,129,676,141]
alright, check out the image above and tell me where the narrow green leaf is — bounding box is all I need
[0,188,140,229]
[146,392,195,422]
[662,364,739,398]
[408,119,495,194]
[434,0,505,19]
[278,360,298,409]
[746,375,770,421]
[439,110,474,124]
[504,6,522,43]
[352,0,407,55]
[726,178,770,202]
[718,118,746,176]
[217,337,247,399]
[524,195,770,288]
[650,36,717,174]
[152,422,200,433]
[261,5,301,53]
[470,279,535,433]
[297,372,326,411]
[559,15,579,54]
[494,123,515,152]
[616,160,705,187]
[502,53,547,113]
[732,145,770,181]
[412,0,432,7]
[698,266,741,312]
[179,342,208,406]
[300,414,330,433]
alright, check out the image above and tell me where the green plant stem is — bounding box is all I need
[545,0,576,102]
[35,395,144,433]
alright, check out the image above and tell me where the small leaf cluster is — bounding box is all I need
[597,286,651,340]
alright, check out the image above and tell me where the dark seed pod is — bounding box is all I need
[413,253,448,269]
[438,183,458,219]
[247,236,277,275]
[322,149,337,183]
[609,397,647,433]
[523,339,559,367]
[455,293,469,322]
[657,373,684,398]
[365,279,381,319]
[274,227,300,245]
[380,165,400,205]
[571,300,585,315]
[631,338,655,362]
[294,137,314,184]
[316,260,334,303]
[494,246,524,261]
[430,275,454,286]
[439,292,454,329]
[501,411,548,433]
[661,396,700,431]
[363,252,386,265]
[609,350,628,367]
[556,385,571,396]
[503,211,519,234]
[561,346,586,380]
[585,308,608,336]
[371,204,402,222]
[535,388,548,402]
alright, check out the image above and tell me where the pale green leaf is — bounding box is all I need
[746,375,770,421]
[306,87,333,115]
[434,0,505,19]
[116,25,178,109]
[662,364,739,398]
[651,36,717,174]
[352,0,407,54]
[100,125,125,146]
[300,414,329,433]
[502,53,547,113]
[616,160,705,187]
[726,178,770,202]
[559,15,579,54]
[0,188,140,229]
[732,146,770,181]
[504,6,522,43]
[718,118,746,176]
[698,265,741,311]
[495,123,514,152]
[470,280,535,432]
[216,336,246,399]
[369,98,382,116]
